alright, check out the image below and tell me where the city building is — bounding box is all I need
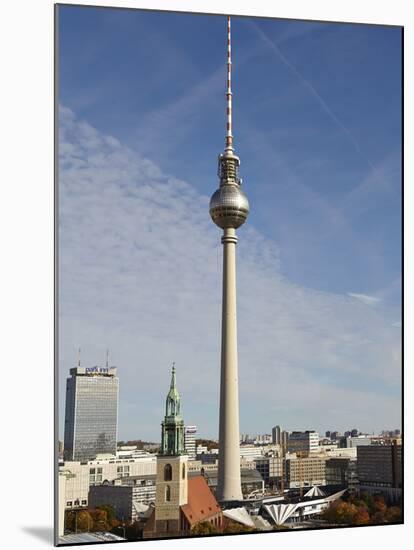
[326,457,358,493]
[63,364,119,462]
[254,456,283,487]
[287,431,319,455]
[209,16,249,504]
[253,434,272,445]
[184,426,197,460]
[285,456,327,489]
[89,475,156,522]
[194,469,265,498]
[357,443,402,501]
[239,444,267,461]
[339,435,371,448]
[272,426,282,445]
[60,453,157,509]
[281,430,289,455]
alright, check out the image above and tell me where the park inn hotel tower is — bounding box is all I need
[209,16,249,504]
[63,362,119,462]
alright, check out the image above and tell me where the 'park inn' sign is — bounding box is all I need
[86,366,110,374]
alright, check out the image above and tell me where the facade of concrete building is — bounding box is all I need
[326,457,358,493]
[60,454,157,509]
[281,431,289,454]
[254,456,283,486]
[339,436,372,448]
[272,426,282,445]
[64,366,119,462]
[89,478,156,522]
[254,434,272,444]
[239,445,267,461]
[184,426,197,460]
[357,444,402,500]
[288,431,319,455]
[194,468,264,498]
[188,457,255,477]
[114,474,156,504]
[285,456,326,489]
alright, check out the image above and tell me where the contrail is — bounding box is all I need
[249,21,377,174]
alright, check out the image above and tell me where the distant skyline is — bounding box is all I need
[58,6,402,441]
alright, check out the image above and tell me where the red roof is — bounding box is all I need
[181,476,222,526]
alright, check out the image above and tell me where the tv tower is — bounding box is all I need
[209,16,249,503]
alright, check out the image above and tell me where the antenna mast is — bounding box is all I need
[225,16,233,154]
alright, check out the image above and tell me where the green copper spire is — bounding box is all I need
[166,362,181,417]
[160,363,185,455]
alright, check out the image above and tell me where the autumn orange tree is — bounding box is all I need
[191,521,220,535]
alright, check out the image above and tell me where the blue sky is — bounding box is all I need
[58,6,402,441]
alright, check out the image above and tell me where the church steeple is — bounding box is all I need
[166,363,181,417]
[160,364,185,455]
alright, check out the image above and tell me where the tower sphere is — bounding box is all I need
[209,184,250,229]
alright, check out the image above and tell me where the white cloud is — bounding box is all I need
[347,292,382,305]
[58,106,401,440]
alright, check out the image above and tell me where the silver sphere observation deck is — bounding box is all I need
[209,152,250,230]
[210,184,249,229]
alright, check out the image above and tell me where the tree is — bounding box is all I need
[77,511,93,532]
[322,501,358,525]
[385,506,402,523]
[360,492,375,514]
[64,510,92,533]
[354,507,370,525]
[223,522,254,534]
[90,508,109,531]
[96,504,116,524]
[191,521,219,535]
[373,495,387,514]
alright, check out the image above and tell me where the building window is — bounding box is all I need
[165,485,171,502]
[164,464,172,481]
[66,501,72,507]
[182,463,186,479]
[81,500,87,505]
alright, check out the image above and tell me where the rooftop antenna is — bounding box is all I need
[77,347,81,367]
[106,348,109,368]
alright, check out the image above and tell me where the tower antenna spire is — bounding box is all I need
[77,347,81,367]
[106,348,109,368]
[225,15,233,153]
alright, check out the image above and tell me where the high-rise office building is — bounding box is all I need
[287,430,319,455]
[63,365,119,461]
[272,425,282,445]
[184,425,197,459]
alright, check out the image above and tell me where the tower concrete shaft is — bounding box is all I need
[209,16,249,504]
[217,227,243,502]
